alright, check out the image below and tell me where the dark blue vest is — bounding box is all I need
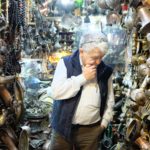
[51,50,113,141]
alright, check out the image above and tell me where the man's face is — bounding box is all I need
[79,47,104,67]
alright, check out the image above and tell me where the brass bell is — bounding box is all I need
[138,6,150,33]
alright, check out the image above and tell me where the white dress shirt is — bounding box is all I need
[47,58,114,128]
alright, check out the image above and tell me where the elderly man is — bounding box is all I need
[48,32,114,150]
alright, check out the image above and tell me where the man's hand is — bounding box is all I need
[83,65,96,81]
[99,125,106,136]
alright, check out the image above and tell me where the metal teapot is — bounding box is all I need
[124,8,137,29]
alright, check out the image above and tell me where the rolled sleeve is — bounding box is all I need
[73,74,87,86]
[49,59,87,100]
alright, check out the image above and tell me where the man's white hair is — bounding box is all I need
[79,32,108,55]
